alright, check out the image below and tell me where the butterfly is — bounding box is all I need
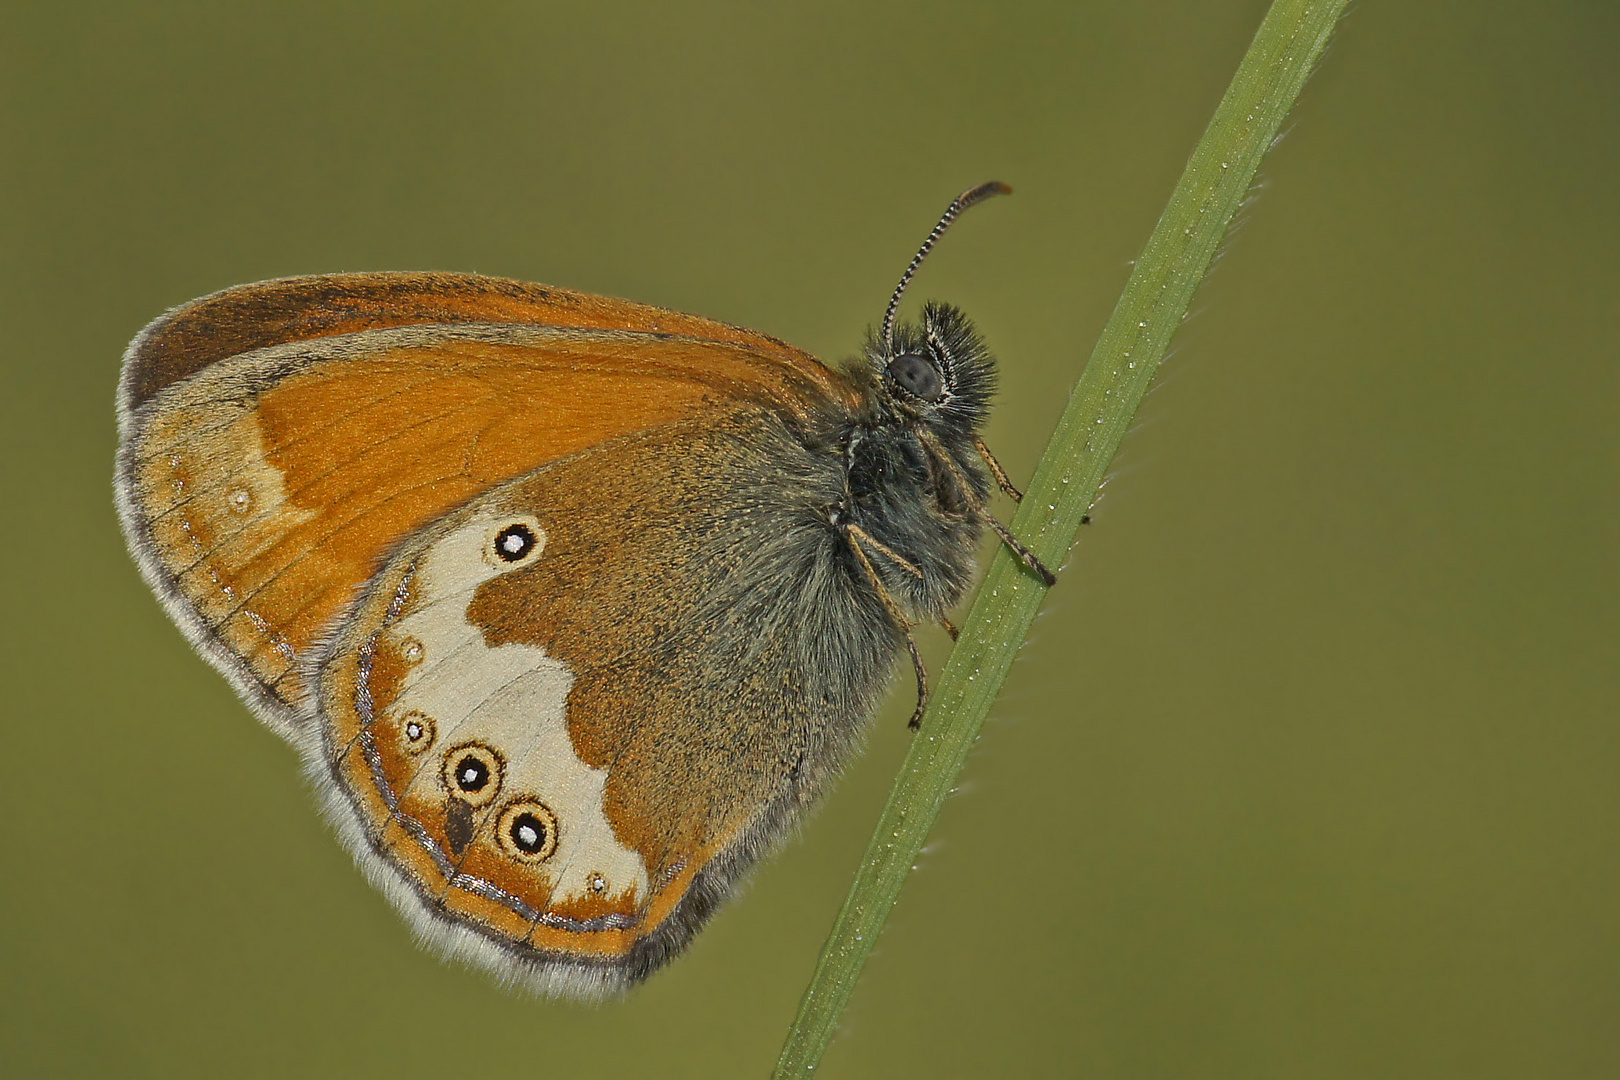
[115,181,1052,999]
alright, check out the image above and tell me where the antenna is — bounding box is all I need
[881,181,1011,353]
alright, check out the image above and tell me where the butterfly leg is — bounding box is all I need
[845,522,925,581]
[844,524,933,729]
[983,514,1057,587]
[918,427,1057,587]
[972,434,1024,502]
[904,636,929,730]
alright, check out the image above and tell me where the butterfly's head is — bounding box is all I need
[862,302,995,438]
[856,180,1010,439]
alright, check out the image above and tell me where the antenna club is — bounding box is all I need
[962,180,1013,206]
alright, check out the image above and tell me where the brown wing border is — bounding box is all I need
[119,271,846,411]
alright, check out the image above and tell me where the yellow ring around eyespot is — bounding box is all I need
[482,515,547,569]
[496,799,559,863]
[440,743,504,808]
[398,710,435,754]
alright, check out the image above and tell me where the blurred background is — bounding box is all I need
[2,2,1615,1076]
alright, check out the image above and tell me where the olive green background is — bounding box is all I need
[2,2,1615,1077]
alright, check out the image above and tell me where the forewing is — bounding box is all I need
[117,313,852,738]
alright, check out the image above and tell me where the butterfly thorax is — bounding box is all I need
[834,301,997,623]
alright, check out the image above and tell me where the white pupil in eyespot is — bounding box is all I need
[406,722,422,739]
[502,533,524,552]
[517,824,539,845]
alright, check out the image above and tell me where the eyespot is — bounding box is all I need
[586,871,608,894]
[398,711,435,754]
[484,516,545,568]
[400,637,425,665]
[885,352,946,401]
[497,799,559,863]
[493,523,536,561]
[441,743,504,807]
[228,487,252,514]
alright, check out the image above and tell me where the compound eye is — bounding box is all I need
[885,352,945,402]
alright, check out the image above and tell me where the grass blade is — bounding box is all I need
[773,2,1351,1075]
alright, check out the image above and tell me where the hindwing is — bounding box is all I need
[312,415,897,996]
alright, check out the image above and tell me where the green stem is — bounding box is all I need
[772,1,1349,1075]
